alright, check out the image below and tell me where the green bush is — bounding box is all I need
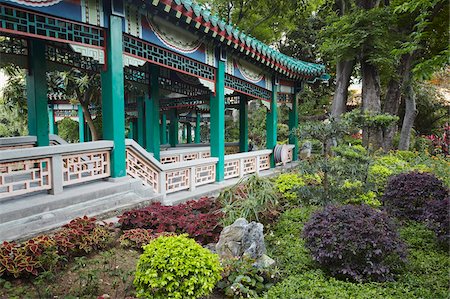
[134,234,222,299]
[217,257,279,298]
[275,173,321,204]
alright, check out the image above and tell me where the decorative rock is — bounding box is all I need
[204,243,217,253]
[216,218,266,259]
[253,254,276,268]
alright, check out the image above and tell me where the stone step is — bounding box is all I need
[0,177,151,224]
[0,187,162,242]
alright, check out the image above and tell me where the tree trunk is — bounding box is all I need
[382,54,413,151]
[331,59,355,119]
[399,82,417,150]
[361,60,382,149]
[80,93,99,141]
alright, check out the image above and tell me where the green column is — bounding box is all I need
[194,112,201,143]
[187,123,192,143]
[169,109,179,147]
[289,85,301,161]
[101,15,126,178]
[128,120,134,139]
[136,96,145,147]
[78,104,85,142]
[48,105,54,135]
[160,113,167,144]
[239,95,248,152]
[145,65,161,160]
[181,124,186,142]
[266,79,278,167]
[27,39,49,146]
[86,125,92,142]
[210,51,225,181]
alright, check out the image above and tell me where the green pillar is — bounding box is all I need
[266,78,278,167]
[289,85,301,161]
[78,104,85,142]
[160,113,167,144]
[85,125,92,142]
[145,65,161,160]
[136,96,145,147]
[27,39,49,146]
[181,124,186,142]
[101,15,126,178]
[239,96,248,152]
[48,105,54,135]
[195,112,201,143]
[210,50,225,181]
[128,120,134,139]
[187,123,192,143]
[169,109,179,147]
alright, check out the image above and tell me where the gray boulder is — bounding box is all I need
[216,218,266,259]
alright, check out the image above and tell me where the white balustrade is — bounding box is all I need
[0,141,113,200]
[223,150,272,180]
[0,135,68,151]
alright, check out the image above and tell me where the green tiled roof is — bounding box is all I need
[150,0,326,80]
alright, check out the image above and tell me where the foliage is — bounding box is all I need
[217,257,279,298]
[118,197,222,244]
[382,172,448,220]
[422,197,449,247]
[57,117,79,143]
[275,173,321,204]
[425,123,449,156]
[134,234,222,299]
[0,98,28,137]
[218,175,279,226]
[118,229,174,250]
[303,204,407,282]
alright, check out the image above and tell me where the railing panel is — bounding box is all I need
[195,164,216,186]
[160,155,180,164]
[126,149,159,193]
[166,169,190,193]
[0,158,51,199]
[258,155,270,170]
[62,151,110,186]
[243,157,256,174]
[224,159,240,179]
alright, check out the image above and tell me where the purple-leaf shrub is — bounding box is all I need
[302,204,407,282]
[423,197,449,247]
[382,172,448,220]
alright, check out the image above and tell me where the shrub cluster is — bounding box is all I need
[303,204,406,282]
[118,228,174,249]
[134,234,222,299]
[422,197,449,247]
[0,216,113,278]
[118,197,222,244]
[382,172,448,220]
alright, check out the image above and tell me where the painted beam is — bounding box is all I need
[169,109,179,147]
[266,79,278,167]
[101,15,126,178]
[136,96,145,147]
[78,104,85,143]
[194,112,201,143]
[160,113,167,144]
[27,39,49,147]
[145,65,161,160]
[239,95,248,152]
[210,52,225,181]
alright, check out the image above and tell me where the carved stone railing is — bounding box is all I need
[126,139,218,195]
[0,135,68,150]
[159,142,239,164]
[0,141,113,200]
[223,150,272,180]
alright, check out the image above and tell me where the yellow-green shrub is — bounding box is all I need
[134,234,222,299]
[275,173,321,202]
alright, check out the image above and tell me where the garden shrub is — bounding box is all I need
[422,197,449,247]
[118,197,222,244]
[118,229,174,249]
[275,173,321,204]
[134,234,222,299]
[303,204,406,282]
[218,175,279,226]
[382,172,448,220]
[217,257,280,298]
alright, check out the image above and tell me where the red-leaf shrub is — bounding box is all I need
[118,197,223,244]
[302,204,407,282]
[0,216,113,278]
[119,229,174,249]
[423,197,449,247]
[382,172,449,220]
